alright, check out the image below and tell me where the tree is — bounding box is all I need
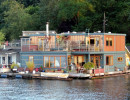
[57,0,94,32]
[0,31,5,44]
[2,0,33,40]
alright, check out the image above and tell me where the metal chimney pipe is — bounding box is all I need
[46,22,49,37]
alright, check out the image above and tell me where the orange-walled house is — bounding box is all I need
[20,30,126,73]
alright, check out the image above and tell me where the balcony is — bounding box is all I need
[0,41,21,49]
[21,41,103,52]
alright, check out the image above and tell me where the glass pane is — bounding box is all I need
[50,57,54,67]
[29,56,33,62]
[110,40,112,46]
[106,40,109,46]
[26,39,29,45]
[106,56,109,65]
[8,56,12,64]
[61,57,66,67]
[44,57,49,67]
[2,57,5,64]
[55,57,60,68]
[22,39,26,45]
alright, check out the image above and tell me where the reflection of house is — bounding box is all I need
[126,46,130,67]
[0,49,20,68]
[20,25,126,73]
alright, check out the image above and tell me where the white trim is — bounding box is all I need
[125,46,130,53]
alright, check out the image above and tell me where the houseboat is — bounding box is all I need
[20,23,126,74]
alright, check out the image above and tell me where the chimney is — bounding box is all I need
[46,22,49,37]
[3,45,5,49]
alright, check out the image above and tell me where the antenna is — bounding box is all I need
[103,12,107,33]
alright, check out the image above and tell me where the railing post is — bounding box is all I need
[79,41,80,51]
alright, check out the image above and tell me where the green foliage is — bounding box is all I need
[45,61,52,68]
[0,0,129,43]
[26,61,35,72]
[11,62,19,69]
[0,31,5,43]
[83,62,94,70]
[40,65,43,70]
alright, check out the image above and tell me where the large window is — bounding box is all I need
[44,56,66,68]
[106,38,112,46]
[106,56,113,65]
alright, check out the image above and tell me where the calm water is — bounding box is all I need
[0,75,130,100]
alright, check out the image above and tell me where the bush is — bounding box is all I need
[26,61,35,72]
[83,62,94,70]
[11,62,19,69]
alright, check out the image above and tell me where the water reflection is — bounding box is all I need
[0,75,129,100]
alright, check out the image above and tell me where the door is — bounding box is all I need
[38,38,44,51]
[74,55,84,65]
[90,56,100,69]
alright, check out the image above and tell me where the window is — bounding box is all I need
[8,56,12,64]
[29,56,34,62]
[90,39,94,45]
[106,38,112,46]
[44,56,66,68]
[106,56,113,65]
[109,38,112,46]
[118,57,123,62]
[2,57,5,64]
[106,38,109,46]
[55,57,60,67]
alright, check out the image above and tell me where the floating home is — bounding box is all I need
[20,24,126,73]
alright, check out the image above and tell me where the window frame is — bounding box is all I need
[106,38,112,46]
[106,55,113,65]
[43,56,66,68]
[29,56,34,62]
[118,57,123,62]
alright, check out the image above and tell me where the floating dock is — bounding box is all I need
[0,70,129,80]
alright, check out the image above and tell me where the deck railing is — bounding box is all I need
[0,42,21,49]
[21,41,103,52]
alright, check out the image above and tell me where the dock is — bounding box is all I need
[0,70,130,80]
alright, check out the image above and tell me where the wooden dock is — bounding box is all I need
[0,72,72,81]
[0,70,129,80]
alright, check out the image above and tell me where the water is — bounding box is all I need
[0,75,129,100]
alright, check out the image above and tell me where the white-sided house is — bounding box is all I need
[0,49,20,68]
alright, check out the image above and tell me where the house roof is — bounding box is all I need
[0,49,20,54]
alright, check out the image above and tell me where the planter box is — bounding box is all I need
[46,70,54,73]
[55,71,64,73]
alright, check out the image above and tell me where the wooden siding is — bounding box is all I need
[104,35,115,51]
[104,35,125,51]
[115,36,125,51]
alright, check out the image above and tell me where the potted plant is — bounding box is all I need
[26,61,35,73]
[11,62,19,73]
[83,62,94,74]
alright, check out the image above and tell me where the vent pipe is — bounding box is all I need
[46,22,49,37]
